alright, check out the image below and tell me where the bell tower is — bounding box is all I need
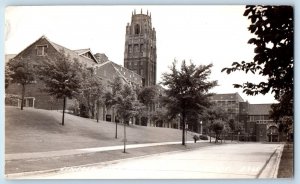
[124,9,157,86]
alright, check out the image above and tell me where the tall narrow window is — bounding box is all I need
[36,45,48,56]
[135,24,140,35]
[128,45,132,53]
[140,44,144,52]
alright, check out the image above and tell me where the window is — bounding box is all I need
[135,24,140,34]
[36,45,48,56]
[134,44,139,53]
[128,45,133,53]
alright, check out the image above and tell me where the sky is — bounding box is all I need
[5,5,278,104]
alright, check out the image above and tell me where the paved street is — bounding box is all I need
[13,143,283,179]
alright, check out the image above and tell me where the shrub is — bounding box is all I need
[199,135,208,140]
[5,94,20,106]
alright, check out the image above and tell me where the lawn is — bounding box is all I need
[277,143,294,178]
[5,106,194,153]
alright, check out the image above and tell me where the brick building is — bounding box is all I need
[5,36,143,123]
[209,93,279,142]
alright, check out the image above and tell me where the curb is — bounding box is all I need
[257,144,284,178]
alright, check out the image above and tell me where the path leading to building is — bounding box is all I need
[8,143,283,179]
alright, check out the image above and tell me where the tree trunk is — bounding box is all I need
[62,97,66,126]
[182,111,186,146]
[20,84,25,110]
[123,120,126,153]
[147,105,150,126]
[96,102,99,123]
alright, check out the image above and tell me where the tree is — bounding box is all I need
[5,64,14,89]
[38,54,83,126]
[104,76,123,138]
[202,105,228,143]
[138,85,159,126]
[228,119,235,141]
[221,6,294,120]
[7,57,36,110]
[211,120,225,143]
[79,68,104,121]
[115,84,139,153]
[161,60,217,145]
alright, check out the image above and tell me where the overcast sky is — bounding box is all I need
[5,5,277,104]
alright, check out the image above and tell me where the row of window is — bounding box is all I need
[128,44,144,53]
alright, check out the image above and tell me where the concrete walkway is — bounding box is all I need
[11,143,284,179]
[6,140,200,161]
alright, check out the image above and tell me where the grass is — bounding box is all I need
[277,143,293,178]
[5,106,195,153]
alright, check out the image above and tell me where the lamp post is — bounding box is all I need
[200,121,203,135]
[270,132,272,143]
[238,132,240,142]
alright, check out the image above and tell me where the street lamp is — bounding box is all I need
[238,132,240,142]
[270,132,273,143]
[200,121,203,135]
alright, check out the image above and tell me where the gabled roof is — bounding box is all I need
[73,48,99,63]
[248,104,272,115]
[111,62,143,84]
[12,35,98,67]
[73,48,90,54]
[47,39,98,66]
[94,60,143,85]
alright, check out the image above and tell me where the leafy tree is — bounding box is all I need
[222,6,294,121]
[278,116,293,142]
[115,84,139,153]
[6,57,36,110]
[211,120,225,143]
[150,108,169,127]
[202,104,228,143]
[79,68,104,121]
[5,64,14,89]
[161,60,217,145]
[138,85,159,126]
[38,54,83,126]
[104,76,123,138]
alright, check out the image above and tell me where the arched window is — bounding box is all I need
[135,24,140,35]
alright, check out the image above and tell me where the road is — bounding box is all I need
[11,143,283,179]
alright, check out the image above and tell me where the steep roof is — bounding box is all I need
[73,48,90,54]
[47,39,98,66]
[248,104,272,115]
[93,61,143,86]
[111,62,143,84]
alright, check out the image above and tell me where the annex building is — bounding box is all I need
[209,93,280,142]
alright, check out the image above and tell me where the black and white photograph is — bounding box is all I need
[4,5,294,179]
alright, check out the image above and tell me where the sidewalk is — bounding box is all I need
[5,140,213,175]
